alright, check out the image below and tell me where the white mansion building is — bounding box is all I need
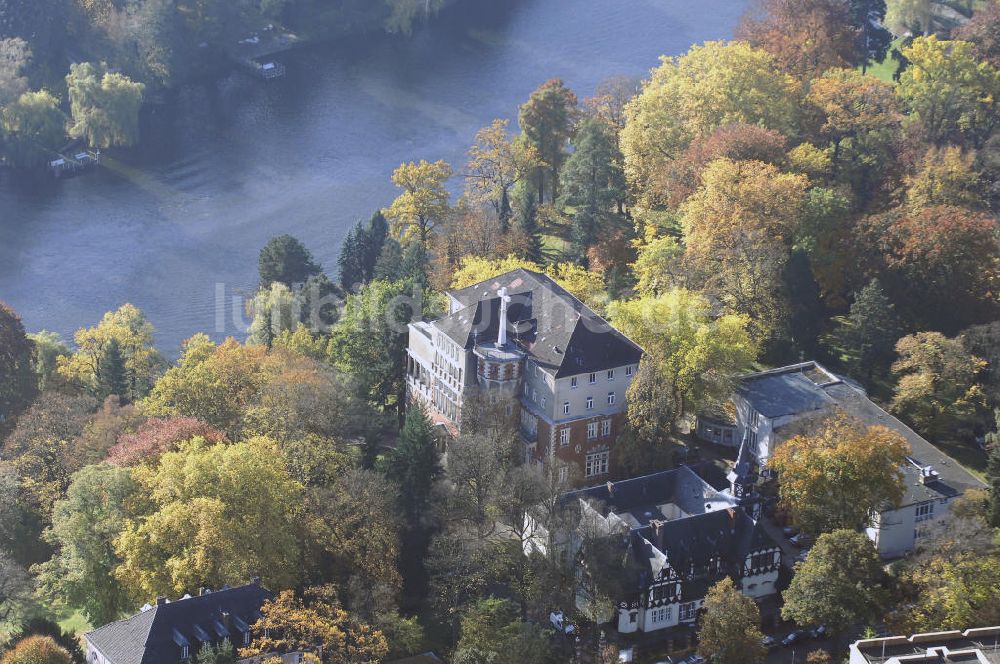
[405,268,643,481]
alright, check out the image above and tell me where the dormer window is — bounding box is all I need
[181,645,189,660]
[243,630,251,646]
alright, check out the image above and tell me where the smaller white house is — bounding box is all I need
[850,626,1000,664]
[525,466,781,646]
[699,362,987,559]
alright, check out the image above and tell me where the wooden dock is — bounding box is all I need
[227,25,301,80]
[48,148,100,178]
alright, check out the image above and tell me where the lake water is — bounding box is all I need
[0,0,747,354]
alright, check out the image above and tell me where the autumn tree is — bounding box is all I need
[57,304,162,402]
[805,68,902,198]
[385,159,453,248]
[518,79,578,203]
[782,530,885,652]
[25,331,68,393]
[897,36,1000,147]
[621,41,799,213]
[609,288,757,427]
[258,234,322,289]
[0,302,36,422]
[771,411,910,534]
[114,437,304,597]
[0,636,73,664]
[905,145,986,210]
[737,0,859,80]
[890,332,986,439]
[697,578,766,664]
[952,0,1000,67]
[618,356,677,460]
[65,62,144,148]
[858,205,1000,332]
[679,158,809,341]
[106,416,226,466]
[246,282,302,349]
[240,585,388,664]
[34,463,137,626]
[465,119,541,225]
[890,549,1000,632]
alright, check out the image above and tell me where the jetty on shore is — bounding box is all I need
[227,24,301,80]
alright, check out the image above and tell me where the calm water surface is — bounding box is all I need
[0,0,747,353]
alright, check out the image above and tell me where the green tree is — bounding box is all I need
[195,638,235,664]
[114,437,304,598]
[989,437,1000,528]
[518,78,578,204]
[34,463,136,626]
[385,160,453,248]
[850,0,893,70]
[0,302,36,422]
[26,331,68,393]
[95,338,128,402]
[453,598,557,664]
[258,234,322,288]
[338,211,389,289]
[329,279,426,414]
[697,577,766,664]
[0,550,33,631]
[833,279,900,382]
[621,356,677,453]
[608,288,758,426]
[384,404,440,519]
[65,62,144,148]
[891,331,986,439]
[897,36,1000,146]
[558,117,626,261]
[782,530,885,652]
[771,411,910,534]
[1,90,67,168]
[511,185,542,263]
[246,282,301,349]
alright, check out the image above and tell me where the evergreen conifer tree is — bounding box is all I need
[96,338,128,402]
[385,405,441,519]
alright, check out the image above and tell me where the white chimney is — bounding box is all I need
[497,287,511,347]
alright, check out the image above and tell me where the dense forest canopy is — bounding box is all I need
[1,0,1000,661]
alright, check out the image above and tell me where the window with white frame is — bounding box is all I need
[558,465,569,482]
[607,369,615,381]
[679,601,697,621]
[607,392,616,405]
[587,422,598,439]
[648,605,672,625]
[602,419,612,436]
[915,502,935,522]
[585,450,609,477]
[586,396,594,409]
[560,429,570,447]
[626,365,634,376]
[589,372,597,384]
[571,376,578,388]
[563,402,570,415]
[540,396,546,408]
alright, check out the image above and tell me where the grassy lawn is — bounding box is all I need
[862,36,906,84]
[58,609,92,638]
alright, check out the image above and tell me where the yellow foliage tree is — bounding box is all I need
[239,586,388,664]
[770,411,910,535]
[57,303,162,401]
[385,159,453,247]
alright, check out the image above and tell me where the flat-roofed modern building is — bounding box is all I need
[850,626,1000,664]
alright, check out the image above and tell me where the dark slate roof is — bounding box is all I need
[736,363,839,418]
[822,381,985,504]
[85,583,271,664]
[443,269,642,377]
[563,466,725,525]
[629,508,775,590]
